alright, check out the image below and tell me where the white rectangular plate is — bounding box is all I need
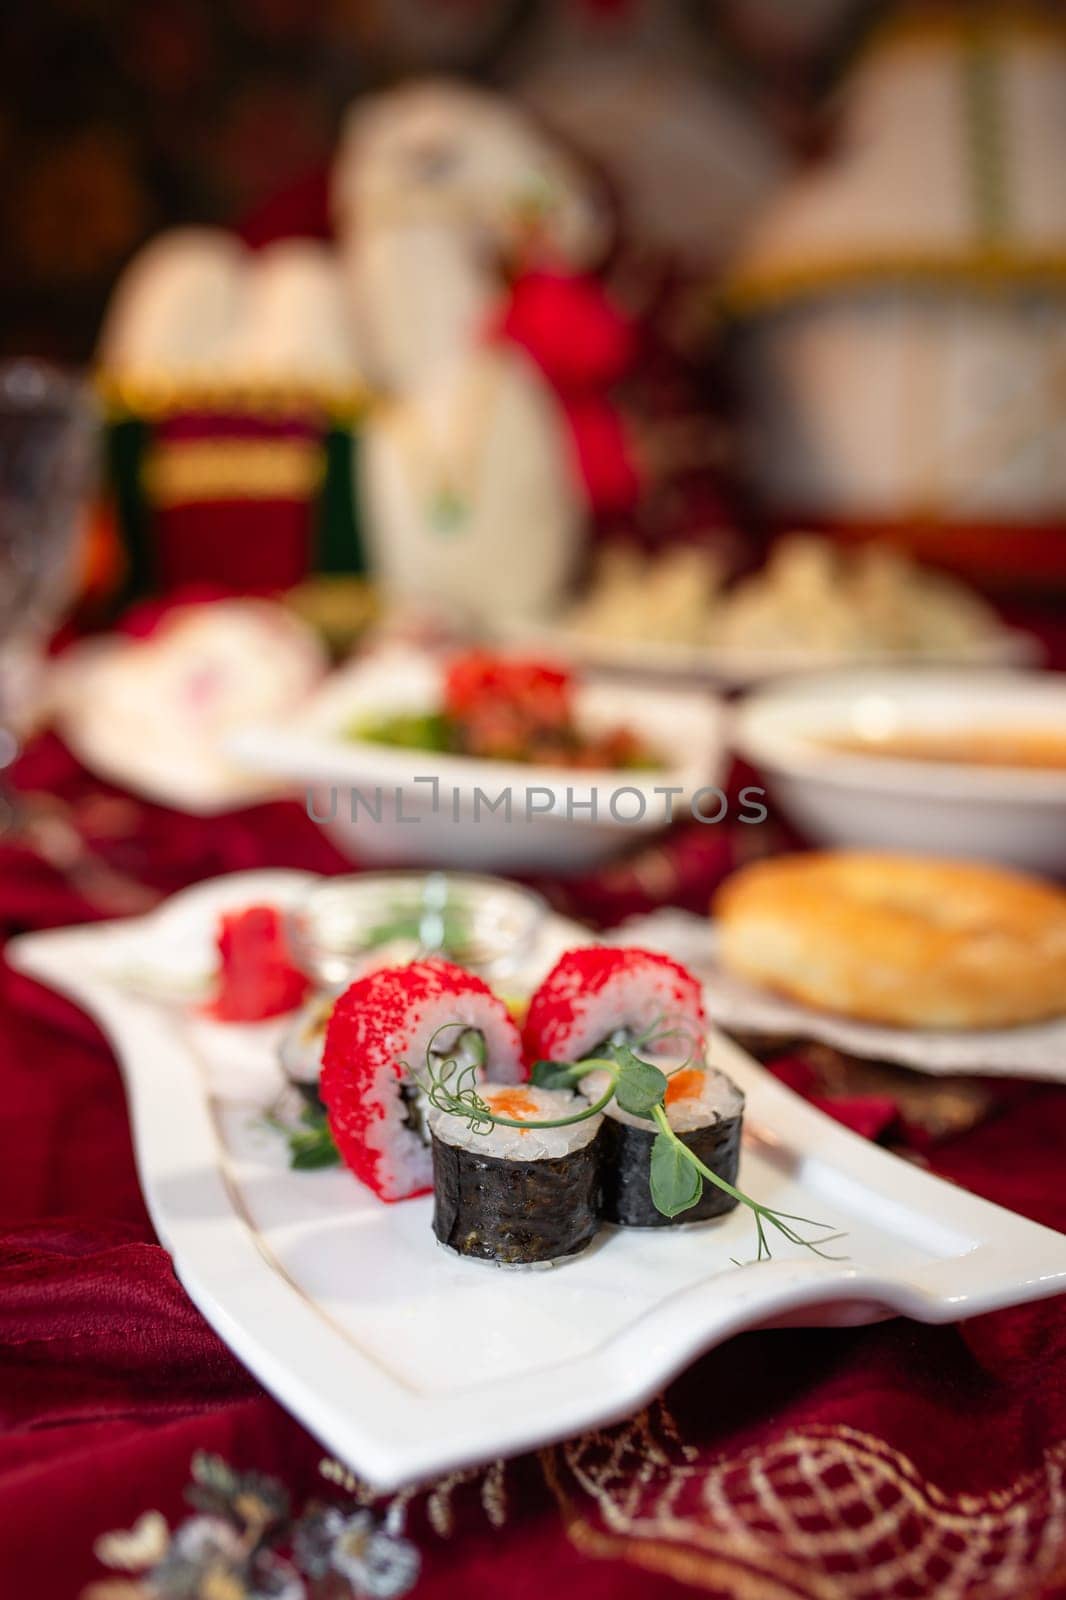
[9,871,1066,1490]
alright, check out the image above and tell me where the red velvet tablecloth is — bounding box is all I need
[2,736,1065,1600]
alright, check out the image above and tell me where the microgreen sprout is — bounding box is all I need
[265,1099,340,1170]
[423,1032,844,1265]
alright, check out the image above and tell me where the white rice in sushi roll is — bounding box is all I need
[429,1084,602,1159]
[579,1061,744,1133]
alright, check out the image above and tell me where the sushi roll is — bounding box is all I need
[580,1061,744,1228]
[321,957,524,1202]
[526,946,743,1229]
[524,946,706,1065]
[278,991,335,1107]
[430,1085,603,1266]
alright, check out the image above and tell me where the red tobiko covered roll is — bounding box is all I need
[321,958,525,1202]
[524,946,706,1065]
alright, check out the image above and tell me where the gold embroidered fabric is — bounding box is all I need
[541,1407,1066,1600]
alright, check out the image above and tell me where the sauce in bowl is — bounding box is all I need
[823,731,1066,770]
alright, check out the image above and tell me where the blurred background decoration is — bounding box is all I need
[0,0,864,366]
[725,5,1066,581]
[0,0,1063,633]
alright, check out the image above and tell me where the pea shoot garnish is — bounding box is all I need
[425,1039,844,1264]
[266,1099,341,1170]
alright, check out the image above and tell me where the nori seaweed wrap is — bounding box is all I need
[278,992,335,1109]
[583,1064,745,1228]
[429,1084,603,1266]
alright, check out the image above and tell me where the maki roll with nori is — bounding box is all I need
[527,945,744,1229]
[279,991,335,1108]
[582,1061,744,1227]
[321,958,524,1201]
[430,1085,603,1267]
[524,946,706,1065]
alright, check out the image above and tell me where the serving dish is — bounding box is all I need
[228,648,725,871]
[289,870,548,988]
[49,601,327,814]
[498,536,1039,690]
[609,908,1066,1082]
[9,870,1066,1489]
[734,669,1066,873]
[503,618,1037,691]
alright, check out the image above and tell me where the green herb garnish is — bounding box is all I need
[363,904,472,958]
[267,1101,340,1171]
[424,1037,843,1264]
[346,707,662,770]
[348,711,453,751]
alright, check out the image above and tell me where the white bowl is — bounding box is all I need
[733,668,1066,873]
[289,871,547,987]
[228,648,727,872]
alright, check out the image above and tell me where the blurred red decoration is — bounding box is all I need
[497,271,642,514]
[209,904,310,1022]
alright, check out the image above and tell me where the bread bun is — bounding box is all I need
[714,851,1066,1029]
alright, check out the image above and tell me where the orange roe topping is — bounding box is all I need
[665,1068,705,1106]
[486,1089,541,1127]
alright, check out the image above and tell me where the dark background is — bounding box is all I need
[0,0,895,362]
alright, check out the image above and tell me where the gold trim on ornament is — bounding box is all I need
[721,251,1066,319]
[143,438,325,507]
[95,368,373,423]
[856,4,1065,67]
